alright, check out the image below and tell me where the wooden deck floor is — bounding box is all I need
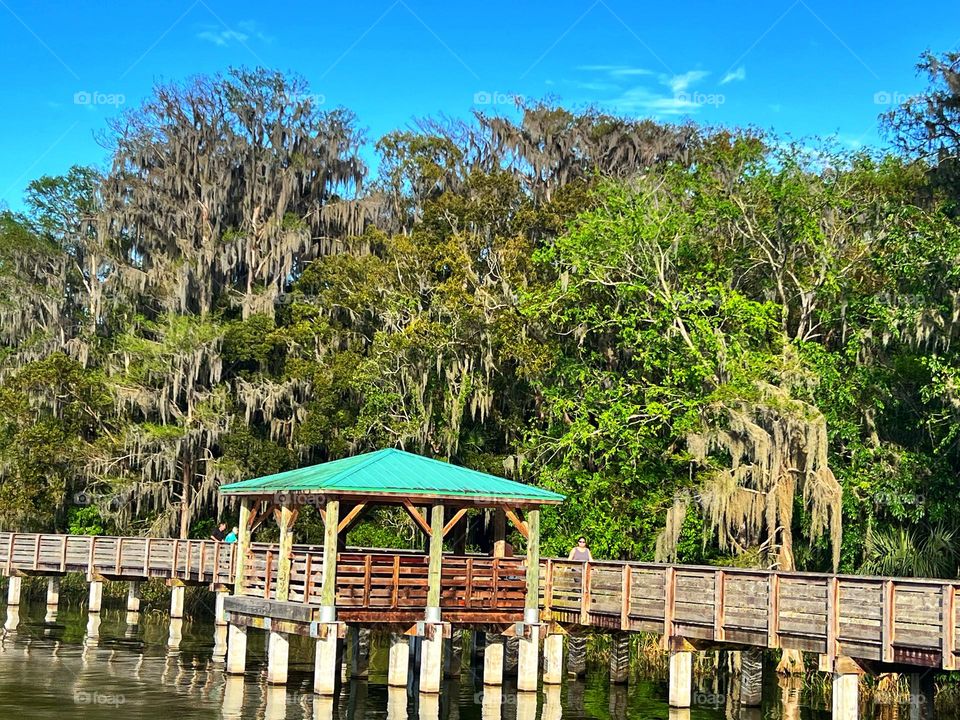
[0,531,956,669]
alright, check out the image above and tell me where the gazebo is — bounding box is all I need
[218,447,564,694]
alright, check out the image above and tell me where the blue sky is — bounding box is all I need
[1,0,958,209]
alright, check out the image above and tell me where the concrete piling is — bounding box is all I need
[668,649,692,708]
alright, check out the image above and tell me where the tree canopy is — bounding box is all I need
[3,55,960,579]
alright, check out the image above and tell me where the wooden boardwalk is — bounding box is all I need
[1,531,956,670]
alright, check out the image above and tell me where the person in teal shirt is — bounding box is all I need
[225,526,238,543]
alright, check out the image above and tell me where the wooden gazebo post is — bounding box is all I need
[226,496,252,675]
[313,495,341,695]
[420,502,446,693]
[517,507,541,692]
[267,497,296,684]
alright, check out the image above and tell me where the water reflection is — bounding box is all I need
[0,598,929,720]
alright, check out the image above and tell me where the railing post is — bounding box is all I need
[662,567,676,650]
[232,497,252,592]
[620,564,632,630]
[580,561,592,625]
[826,577,839,659]
[881,579,894,663]
[943,584,956,670]
[715,569,726,642]
[767,572,780,648]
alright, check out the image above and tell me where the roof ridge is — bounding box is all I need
[327,447,394,488]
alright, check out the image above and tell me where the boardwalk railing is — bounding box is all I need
[2,531,959,669]
[543,559,960,669]
[243,545,527,616]
[0,531,235,585]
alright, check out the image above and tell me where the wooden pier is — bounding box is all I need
[1,531,955,671]
[0,449,951,718]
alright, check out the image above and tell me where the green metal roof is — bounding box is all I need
[219,448,565,505]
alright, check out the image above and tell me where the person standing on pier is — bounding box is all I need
[225,526,238,543]
[210,522,227,542]
[568,536,593,561]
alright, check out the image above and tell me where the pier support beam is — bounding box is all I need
[4,576,21,631]
[313,626,340,695]
[44,576,60,623]
[517,623,541,691]
[483,634,505,685]
[610,632,630,684]
[169,582,185,618]
[831,672,858,720]
[313,496,341,696]
[419,503,445,695]
[668,648,693,708]
[516,507,541,693]
[444,629,463,678]
[388,633,409,687]
[567,635,587,677]
[267,630,290,685]
[167,581,185,648]
[212,585,229,661]
[740,648,763,706]
[543,633,564,684]
[349,627,370,678]
[226,623,247,675]
[87,579,103,613]
[125,580,141,625]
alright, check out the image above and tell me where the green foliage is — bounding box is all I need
[2,57,960,580]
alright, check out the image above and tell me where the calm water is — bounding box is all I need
[0,598,854,719]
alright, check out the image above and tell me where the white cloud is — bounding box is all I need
[574,65,720,118]
[664,70,709,94]
[609,86,700,116]
[721,66,746,84]
[577,64,654,78]
[196,21,270,47]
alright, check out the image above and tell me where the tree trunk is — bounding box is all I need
[179,460,192,539]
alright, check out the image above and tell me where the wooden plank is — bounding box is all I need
[501,505,529,539]
[825,577,839,659]
[60,535,67,573]
[882,579,894,662]
[441,508,469,538]
[391,555,400,608]
[714,570,726,642]
[621,565,631,629]
[663,566,676,649]
[465,558,474,608]
[362,555,372,607]
[264,550,273,600]
[337,503,367,534]
[768,573,780,648]
[580,562,591,625]
[402,500,432,536]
